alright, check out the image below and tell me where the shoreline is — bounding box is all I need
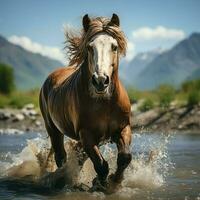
[0,104,200,134]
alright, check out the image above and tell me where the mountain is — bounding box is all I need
[120,48,164,85]
[134,33,200,90]
[0,35,63,90]
[187,68,200,80]
[1,32,200,91]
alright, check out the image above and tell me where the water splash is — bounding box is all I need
[114,133,174,198]
[125,133,173,186]
[0,132,174,196]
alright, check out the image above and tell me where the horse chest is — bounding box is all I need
[86,111,120,141]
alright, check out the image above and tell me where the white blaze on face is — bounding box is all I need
[88,32,118,98]
[88,33,118,78]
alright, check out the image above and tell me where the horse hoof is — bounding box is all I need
[55,157,66,168]
[90,177,107,192]
[107,174,122,193]
[108,173,123,184]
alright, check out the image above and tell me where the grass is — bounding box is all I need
[127,79,200,110]
[0,79,200,110]
[0,89,40,109]
[187,90,200,107]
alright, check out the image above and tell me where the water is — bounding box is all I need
[0,131,200,200]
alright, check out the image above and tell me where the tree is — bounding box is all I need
[0,63,15,94]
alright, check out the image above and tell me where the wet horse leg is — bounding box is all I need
[45,122,66,168]
[73,141,88,166]
[81,131,109,186]
[112,125,132,183]
[87,145,109,187]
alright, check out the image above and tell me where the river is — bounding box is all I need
[0,130,199,200]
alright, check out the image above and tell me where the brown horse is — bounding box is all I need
[39,14,132,189]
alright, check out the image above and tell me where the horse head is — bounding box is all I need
[82,14,125,98]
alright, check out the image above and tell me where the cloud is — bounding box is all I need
[132,26,185,41]
[8,35,66,64]
[125,40,136,61]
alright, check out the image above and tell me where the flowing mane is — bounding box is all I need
[65,16,127,66]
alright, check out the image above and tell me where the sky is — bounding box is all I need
[0,0,200,64]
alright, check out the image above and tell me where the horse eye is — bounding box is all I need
[112,44,118,52]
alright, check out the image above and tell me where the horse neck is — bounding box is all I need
[80,59,90,90]
[111,67,121,99]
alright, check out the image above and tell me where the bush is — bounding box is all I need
[127,87,140,103]
[138,98,154,112]
[156,84,175,108]
[181,79,200,92]
[187,90,200,107]
[0,63,15,94]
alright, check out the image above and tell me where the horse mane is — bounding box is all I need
[65,16,127,67]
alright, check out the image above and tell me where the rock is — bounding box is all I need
[155,112,170,124]
[0,111,11,120]
[23,103,35,110]
[35,120,41,127]
[21,108,29,117]
[133,109,160,127]
[0,128,24,135]
[12,113,25,122]
[21,104,38,118]
[26,127,30,132]
[174,107,188,116]
[132,99,145,113]
[178,124,184,130]
[29,110,37,116]
[30,116,36,120]
[21,108,38,117]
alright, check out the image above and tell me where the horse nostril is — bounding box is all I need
[104,76,109,85]
[92,74,109,91]
[92,75,98,86]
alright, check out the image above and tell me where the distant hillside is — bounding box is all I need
[1,33,200,91]
[133,33,200,90]
[187,68,200,80]
[120,48,164,85]
[0,35,63,90]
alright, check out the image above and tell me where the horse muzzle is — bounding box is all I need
[92,73,110,93]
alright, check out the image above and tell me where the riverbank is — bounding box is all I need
[0,104,44,133]
[132,104,200,133]
[0,103,200,134]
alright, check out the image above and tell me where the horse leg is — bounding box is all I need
[45,123,66,168]
[74,141,88,166]
[81,131,109,187]
[111,125,132,183]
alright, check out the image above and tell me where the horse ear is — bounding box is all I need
[82,14,91,32]
[109,13,120,27]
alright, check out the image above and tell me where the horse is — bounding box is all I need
[39,13,132,190]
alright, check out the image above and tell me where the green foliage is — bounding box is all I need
[181,79,200,92]
[156,84,175,108]
[0,94,9,108]
[0,63,15,94]
[138,98,154,112]
[127,87,140,103]
[187,90,200,107]
[0,89,39,109]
